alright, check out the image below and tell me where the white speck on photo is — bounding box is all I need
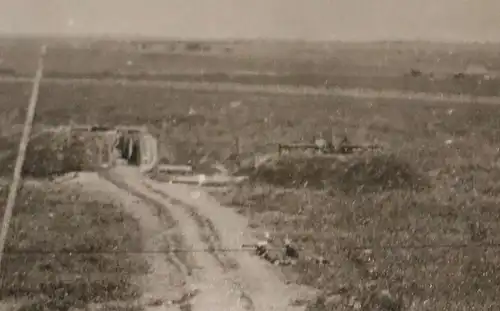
[191,191,201,199]
[198,174,206,185]
[230,101,241,108]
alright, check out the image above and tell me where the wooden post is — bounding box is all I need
[233,136,241,167]
[104,137,109,166]
[128,136,133,161]
[111,131,118,166]
[97,138,103,167]
[160,120,166,162]
[107,132,114,166]
[160,120,166,141]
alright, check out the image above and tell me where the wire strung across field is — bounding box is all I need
[5,240,500,255]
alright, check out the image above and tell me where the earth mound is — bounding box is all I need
[0,131,107,178]
[239,153,427,193]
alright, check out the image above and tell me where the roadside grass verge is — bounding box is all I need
[216,152,500,310]
[0,129,112,178]
[0,181,148,311]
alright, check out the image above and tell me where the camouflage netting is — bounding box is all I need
[0,131,112,178]
[237,153,428,193]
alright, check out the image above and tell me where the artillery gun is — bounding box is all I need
[277,134,382,156]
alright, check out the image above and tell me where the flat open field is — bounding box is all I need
[1,38,500,310]
[26,77,500,309]
[29,80,500,162]
[1,39,500,96]
[0,82,30,175]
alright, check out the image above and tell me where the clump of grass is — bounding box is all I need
[0,131,87,178]
[23,132,87,178]
[220,181,500,310]
[334,153,429,194]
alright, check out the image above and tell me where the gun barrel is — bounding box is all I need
[341,144,382,149]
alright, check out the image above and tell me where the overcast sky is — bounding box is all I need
[1,0,499,42]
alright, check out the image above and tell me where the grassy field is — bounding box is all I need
[216,183,500,310]
[1,39,500,96]
[30,81,500,164]
[0,81,148,310]
[1,38,500,310]
[0,181,148,310]
[0,82,30,176]
[37,71,500,98]
[28,80,500,310]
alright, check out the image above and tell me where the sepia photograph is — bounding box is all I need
[0,0,499,310]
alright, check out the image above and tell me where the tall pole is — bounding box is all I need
[97,138,103,167]
[0,45,47,272]
[160,120,166,162]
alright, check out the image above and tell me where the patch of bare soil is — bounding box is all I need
[70,172,195,311]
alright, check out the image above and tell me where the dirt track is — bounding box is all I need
[1,76,499,105]
[93,166,316,311]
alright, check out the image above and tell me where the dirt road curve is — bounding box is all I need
[95,166,315,311]
[1,76,499,105]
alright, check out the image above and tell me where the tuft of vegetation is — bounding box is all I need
[0,130,112,178]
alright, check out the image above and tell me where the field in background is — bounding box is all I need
[0,82,30,177]
[28,81,500,165]
[1,38,500,96]
[0,37,500,310]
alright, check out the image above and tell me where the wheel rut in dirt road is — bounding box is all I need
[101,170,193,276]
[106,167,258,311]
[107,166,318,311]
[143,182,240,271]
[70,172,196,311]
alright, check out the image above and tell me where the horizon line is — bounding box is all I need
[0,32,498,45]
